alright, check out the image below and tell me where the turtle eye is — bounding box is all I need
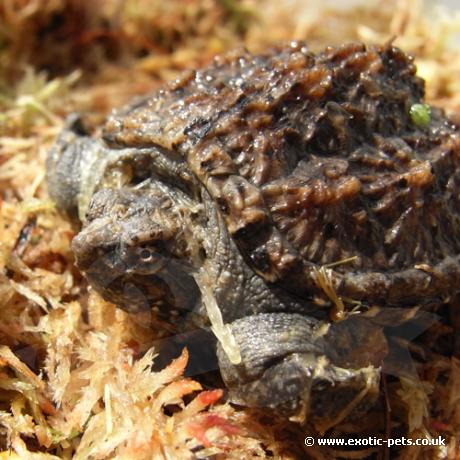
[140,248,152,260]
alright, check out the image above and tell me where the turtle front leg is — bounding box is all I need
[216,312,385,431]
[46,115,110,222]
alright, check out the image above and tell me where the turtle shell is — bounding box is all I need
[101,41,460,308]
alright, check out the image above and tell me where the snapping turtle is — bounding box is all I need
[47,42,460,430]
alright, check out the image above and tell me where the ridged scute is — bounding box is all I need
[103,42,460,306]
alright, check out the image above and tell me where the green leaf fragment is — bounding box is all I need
[410,103,431,128]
